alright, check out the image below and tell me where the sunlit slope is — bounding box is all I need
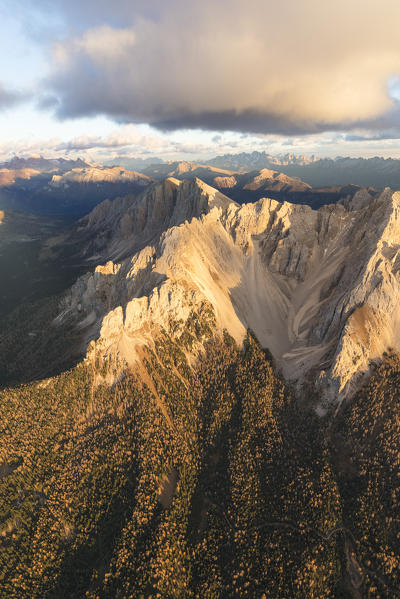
[56,178,400,407]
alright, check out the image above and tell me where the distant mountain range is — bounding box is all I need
[1,160,400,597]
[50,166,152,187]
[6,152,400,191]
[2,152,400,218]
[142,161,370,208]
[105,155,164,171]
[0,157,154,216]
[0,155,89,173]
[138,151,400,190]
[205,151,400,189]
[206,151,318,171]
[0,154,370,216]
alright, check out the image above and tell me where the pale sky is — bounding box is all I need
[1,0,400,163]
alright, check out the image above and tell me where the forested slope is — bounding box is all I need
[0,329,351,598]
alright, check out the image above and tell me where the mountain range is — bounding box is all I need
[0,157,153,215]
[142,161,369,208]
[0,156,399,597]
[43,178,399,411]
[1,168,396,403]
[205,151,400,189]
[1,155,369,217]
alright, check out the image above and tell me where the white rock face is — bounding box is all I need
[59,178,400,408]
[75,177,233,261]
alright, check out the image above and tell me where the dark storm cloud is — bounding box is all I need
[31,0,400,136]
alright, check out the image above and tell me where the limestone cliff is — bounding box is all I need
[57,178,400,408]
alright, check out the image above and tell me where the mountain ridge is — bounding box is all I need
[206,151,400,189]
[48,178,400,410]
[1,174,399,598]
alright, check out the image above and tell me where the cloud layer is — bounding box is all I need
[40,0,400,135]
[0,123,255,164]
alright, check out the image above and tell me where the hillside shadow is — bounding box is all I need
[0,265,167,390]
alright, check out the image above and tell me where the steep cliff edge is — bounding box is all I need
[57,179,400,408]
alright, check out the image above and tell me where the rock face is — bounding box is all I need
[72,177,232,261]
[59,178,400,408]
[213,175,237,189]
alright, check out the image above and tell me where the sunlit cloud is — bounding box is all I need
[1,0,400,160]
[39,0,400,136]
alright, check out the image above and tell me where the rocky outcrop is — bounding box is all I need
[74,177,234,261]
[213,175,237,189]
[58,178,400,409]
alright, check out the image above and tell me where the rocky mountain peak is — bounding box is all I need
[56,178,400,410]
